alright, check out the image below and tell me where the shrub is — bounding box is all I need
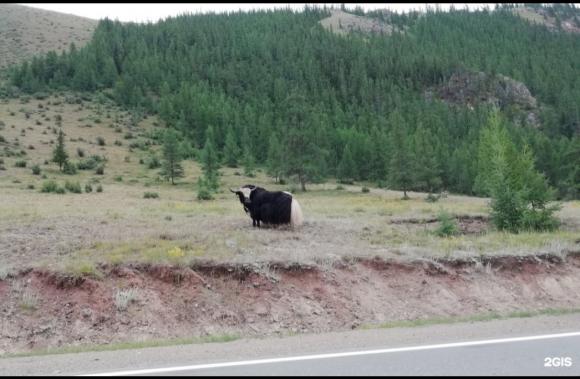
[77,156,101,170]
[114,175,123,182]
[114,288,140,311]
[85,183,93,193]
[64,180,82,193]
[146,155,161,169]
[434,210,458,237]
[96,136,105,146]
[55,186,66,194]
[114,140,123,146]
[27,184,35,190]
[41,180,59,193]
[95,166,105,175]
[14,160,27,168]
[63,161,77,175]
[335,184,345,190]
[362,187,370,193]
[0,135,5,143]
[144,191,159,199]
[31,164,41,175]
[96,184,103,193]
[77,148,85,157]
[425,193,440,203]
[197,178,213,200]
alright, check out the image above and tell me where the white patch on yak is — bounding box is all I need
[290,198,304,227]
[239,187,253,201]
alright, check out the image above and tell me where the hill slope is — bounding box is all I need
[5,4,580,200]
[0,4,97,70]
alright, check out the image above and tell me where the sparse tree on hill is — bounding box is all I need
[266,132,284,183]
[160,129,184,185]
[52,128,68,171]
[223,126,241,168]
[388,112,413,199]
[200,125,220,192]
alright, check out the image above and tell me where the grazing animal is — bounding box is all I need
[231,185,303,228]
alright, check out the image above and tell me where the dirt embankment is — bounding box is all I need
[2,252,580,356]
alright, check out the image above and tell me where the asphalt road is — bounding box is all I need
[2,313,580,376]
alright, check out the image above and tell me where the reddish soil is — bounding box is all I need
[1,253,580,356]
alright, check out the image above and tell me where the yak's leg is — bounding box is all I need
[257,219,261,228]
[252,219,256,227]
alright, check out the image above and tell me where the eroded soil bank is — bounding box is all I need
[2,252,580,355]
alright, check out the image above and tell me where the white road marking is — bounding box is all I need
[81,331,580,376]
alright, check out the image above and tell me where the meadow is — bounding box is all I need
[0,93,578,276]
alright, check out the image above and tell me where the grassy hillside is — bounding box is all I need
[7,4,579,201]
[0,93,578,275]
[0,4,96,70]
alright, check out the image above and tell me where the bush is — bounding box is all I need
[335,184,345,190]
[31,164,41,175]
[77,148,85,157]
[96,166,105,175]
[144,192,159,199]
[521,205,561,232]
[425,193,440,203]
[362,187,370,193]
[434,210,458,237]
[96,184,103,193]
[55,186,66,194]
[114,140,123,146]
[197,178,214,200]
[114,175,123,182]
[85,183,93,193]
[64,180,82,194]
[96,136,105,146]
[63,161,77,175]
[146,155,161,169]
[77,156,101,170]
[41,180,59,193]
[27,184,35,190]
[0,135,5,143]
[14,160,27,168]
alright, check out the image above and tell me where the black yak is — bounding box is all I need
[230,185,303,228]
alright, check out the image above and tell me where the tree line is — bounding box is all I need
[8,4,580,198]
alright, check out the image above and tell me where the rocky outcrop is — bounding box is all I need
[426,70,540,128]
[319,9,399,36]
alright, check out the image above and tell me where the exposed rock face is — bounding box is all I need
[319,9,398,36]
[427,70,540,128]
[513,6,580,35]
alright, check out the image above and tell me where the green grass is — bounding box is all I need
[357,307,580,331]
[2,333,240,359]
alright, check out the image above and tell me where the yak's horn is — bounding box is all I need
[229,188,238,193]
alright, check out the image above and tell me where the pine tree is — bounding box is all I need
[337,143,356,184]
[388,112,413,199]
[413,123,442,194]
[52,129,68,171]
[476,109,560,232]
[281,93,326,191]
[242,146,256,177]
[200,125,220,192]
[266,132,284,183]
[160,129,184,185]
[223,126,241,168]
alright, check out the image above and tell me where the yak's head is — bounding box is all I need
[230,185,256,213]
